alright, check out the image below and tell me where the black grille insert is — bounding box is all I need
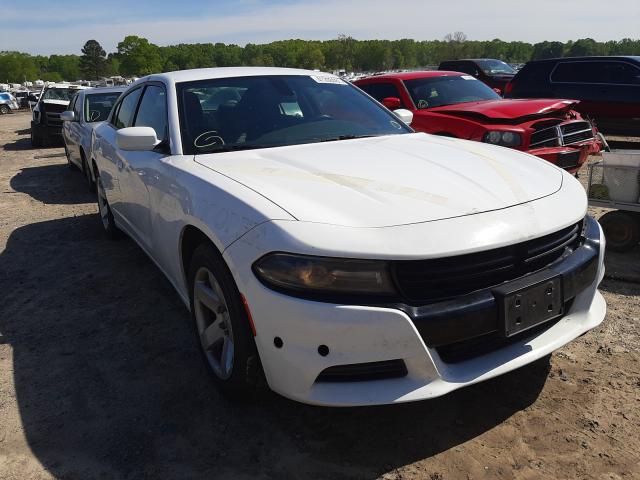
[316,359,408,382]
[436,314,565,364]
[392,222,582,304]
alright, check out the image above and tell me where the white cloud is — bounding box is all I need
[1,0,639,55]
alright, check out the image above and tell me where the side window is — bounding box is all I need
[134,85,168,142]
[113,88,142,129]
[457,62,479,76]
[71,94,81,119]
[552,62,597,83]
[600,62,640,84]
[363,83,404,104]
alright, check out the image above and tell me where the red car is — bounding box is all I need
[354,71,602,173]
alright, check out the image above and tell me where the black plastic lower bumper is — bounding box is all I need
[401,216,601,349]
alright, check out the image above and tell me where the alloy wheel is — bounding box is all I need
[96,177,110,230]
[193,266,235,380]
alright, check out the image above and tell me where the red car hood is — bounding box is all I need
[427,99,579,121]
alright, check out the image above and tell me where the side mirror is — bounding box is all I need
[116,127,160,151]
[393,108,413,126]
[28,94,38,102]
[60,111,75,122]
[382,97,402,110]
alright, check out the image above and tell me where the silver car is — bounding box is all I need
[0,92,19,114]
[61,87,125,190]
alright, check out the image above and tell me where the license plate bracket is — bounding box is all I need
[493,272,564,338]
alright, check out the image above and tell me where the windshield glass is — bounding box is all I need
[177,75,411,155]
[475,60,516,75]
[84,92,122,122]
[0,93,11,101]
[41,88,77,102]
[404,76,500,109]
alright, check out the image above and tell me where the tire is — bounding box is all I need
[599,210,640,252]
[81,153,96,192]
[30,125,43,147]
[188,243,262,399]
[64,146,77,170]
[95,171,120,240]
[0,105,9,115]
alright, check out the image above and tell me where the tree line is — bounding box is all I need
[2,34,640,83]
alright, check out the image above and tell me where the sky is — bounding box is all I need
[1,0,639,55]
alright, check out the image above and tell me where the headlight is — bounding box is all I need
[483,130,522,147]
[253,253,395,296]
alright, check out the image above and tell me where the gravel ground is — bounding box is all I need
[0,111,639,480]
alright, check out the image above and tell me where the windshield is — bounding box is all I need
[84,92,122,122]
[41,88,77,102]
[0,93,12,101]
[475,60,516,75]
[177,75,411,155]
[404,76,500,109]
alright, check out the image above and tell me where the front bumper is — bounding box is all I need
[228,217,606,406]
[527,141,601,173]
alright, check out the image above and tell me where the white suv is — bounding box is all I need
[30,84,89,147]
[61,87,125,190]
[91,67,606,406]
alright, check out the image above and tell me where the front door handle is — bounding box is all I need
[117,160,124,171]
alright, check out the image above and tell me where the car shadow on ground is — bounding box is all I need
[0,212,552,479]
[10,163,94,205]
[2,137,33,151]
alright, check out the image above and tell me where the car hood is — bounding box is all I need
[428,99,579,122]
[195,133,563,228]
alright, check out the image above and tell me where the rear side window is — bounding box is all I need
[505,62,553,97]
[134,85,168,142]
[113,88,142,129]
[359,82,404,104]
[551,61,640,85]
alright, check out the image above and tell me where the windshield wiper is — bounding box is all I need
[319,134,376,143]
[203,144,271,153]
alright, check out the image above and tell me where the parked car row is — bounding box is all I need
[47,67,606,407]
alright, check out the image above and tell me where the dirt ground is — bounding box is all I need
[0,111,638,480]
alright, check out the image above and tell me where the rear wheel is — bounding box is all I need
[96,171,120,240]
[81,154,95,192]
[188,243,262,399]
[600,210,640,252]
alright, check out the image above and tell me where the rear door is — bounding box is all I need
[550,60,640,133]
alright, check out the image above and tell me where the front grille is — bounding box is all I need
[392,222,582,304]
[316,359,407,382]
[46,112,62,127]
[530,120,594,148]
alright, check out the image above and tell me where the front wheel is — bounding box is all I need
[188,243,262,399]
[0,105,9,115]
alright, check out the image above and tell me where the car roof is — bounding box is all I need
[357,71,465,81]
[139,67,326,86]
[526,55,640,64]
[45,84,90,89]
[83,86,127,95]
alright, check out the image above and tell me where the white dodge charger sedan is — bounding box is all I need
[91,67,606,406]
